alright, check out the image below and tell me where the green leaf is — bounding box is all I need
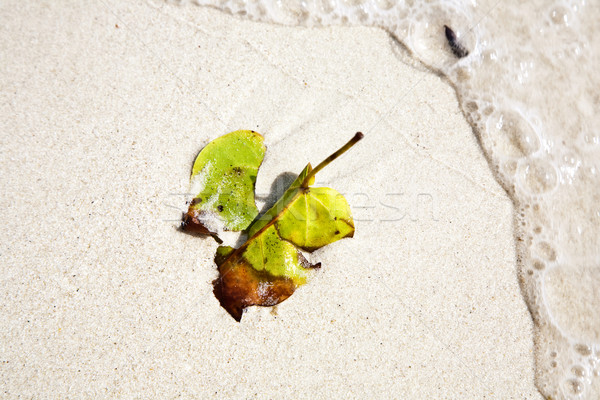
[182,130,265,238]
[247,164,355,251]
[213,133,363,321]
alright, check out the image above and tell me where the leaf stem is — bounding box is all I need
[301,132,364,188]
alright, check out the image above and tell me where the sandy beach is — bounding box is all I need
[1,1,542,398]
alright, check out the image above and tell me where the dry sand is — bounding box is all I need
[0,1,542,398]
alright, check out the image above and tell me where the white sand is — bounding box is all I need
[0,1,542,398]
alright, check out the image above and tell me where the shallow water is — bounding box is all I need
[175,0,600,397]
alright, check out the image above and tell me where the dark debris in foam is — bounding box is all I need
[444,25,469,58]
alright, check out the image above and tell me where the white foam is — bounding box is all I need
[181,0,600,397]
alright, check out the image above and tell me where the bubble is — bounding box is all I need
[561,152,579,167]
[407,7,476,70]
[374,0,395,10]
[486,110,541,158]
[581,132,600,148]
[518,158,558,194]
[466,101,478,112]
[574,344,592,356]
[481,49,498,64]
[533,259,545,270]
[501,160,517,177]
[565,379,583,395]
[534,241,557,262]
[314,0,335,14]
[549,6,570,26]
[252,0,310,24]
[352,8,369,23]
[572,365,586,377]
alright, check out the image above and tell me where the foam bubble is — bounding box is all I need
[575,344,592,357]
[518,158,558,195]
[407,6,476,70]
[566,379,584,395]
[486,110,541,158]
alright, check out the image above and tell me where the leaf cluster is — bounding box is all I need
[182,130,362,321]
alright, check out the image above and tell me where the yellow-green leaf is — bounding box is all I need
[247,164,354,251]
[182,130,265,238]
